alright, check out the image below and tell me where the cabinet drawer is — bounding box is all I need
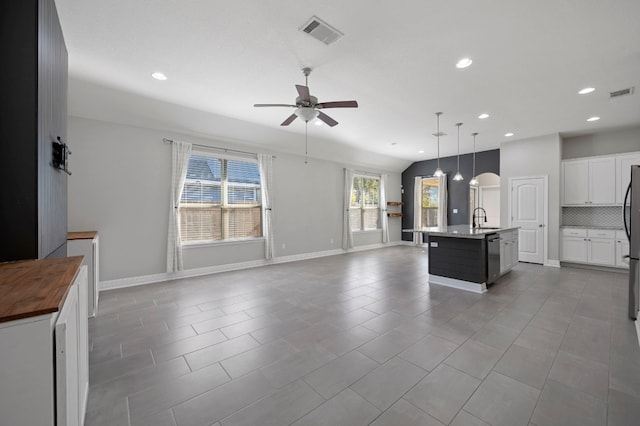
[587,229,615,239]
[562,228,587,237]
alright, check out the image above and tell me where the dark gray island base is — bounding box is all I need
[412,225,519,293]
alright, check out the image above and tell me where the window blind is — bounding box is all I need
[179,154,262,243]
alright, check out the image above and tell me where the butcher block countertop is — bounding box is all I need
[68,231,98,240]
[0,256,83,323]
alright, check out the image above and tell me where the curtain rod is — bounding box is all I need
[162,138,275,158]
[354,169,383,177]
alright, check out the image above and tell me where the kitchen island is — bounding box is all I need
[404,225,519,293]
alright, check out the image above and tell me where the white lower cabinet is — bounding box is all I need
[616,230,630,269]
[0,265,88,426]
[561,228,620,267]
[499,230,519,274]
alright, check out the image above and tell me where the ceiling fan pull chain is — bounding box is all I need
[305,122,309,164]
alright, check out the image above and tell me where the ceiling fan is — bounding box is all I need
[254,67,358,127]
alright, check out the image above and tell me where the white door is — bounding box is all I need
[479,186,500,227]
[511,177,545,264]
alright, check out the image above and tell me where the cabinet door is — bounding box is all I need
[511,235,519,268]
[562,237,588,263]
[500,240,507,273]
[616,153,640,204]
[588,238,615,265]
[589,157,616,204]
[562,160,589,205]
[617,239,630,268]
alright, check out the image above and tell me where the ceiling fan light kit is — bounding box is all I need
[254,67,358,128]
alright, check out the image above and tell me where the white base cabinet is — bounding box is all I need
[616,230,630,269]
[0,266,88,426]
[68,233,99,317]
[499,230,519,274]
[561,228,622,268]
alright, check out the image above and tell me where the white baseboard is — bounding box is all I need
[100,241,405,292]
[428,274,487,294]
[544,259,561,267]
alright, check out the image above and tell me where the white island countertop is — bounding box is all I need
[403,225,519,239]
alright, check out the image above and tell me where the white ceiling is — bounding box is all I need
[55,0,640,169]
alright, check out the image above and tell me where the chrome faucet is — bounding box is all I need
[472,207,488,229]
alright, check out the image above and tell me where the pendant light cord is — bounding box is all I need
[456,123,461,172]
[436,113,441,169]
[472,132,477,177]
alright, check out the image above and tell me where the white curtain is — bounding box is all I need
[342,168,355,249]
[413,176,423,244]
[258,153,274,260]
[380,174,389,243]
[438,173,448,228]
[167,141,192,273]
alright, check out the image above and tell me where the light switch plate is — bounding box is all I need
[430,242,438,247]
[453,209,458,213]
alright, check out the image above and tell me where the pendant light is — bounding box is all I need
[433,112,444,177]
[469,132,479,186]
[453,122,464,181]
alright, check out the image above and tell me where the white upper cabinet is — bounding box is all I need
[588,157,616,204]
[562,157,616,205]
[616,152,640,204]
[562,160,589,205]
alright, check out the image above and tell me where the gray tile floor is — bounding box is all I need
[85,246,640,426]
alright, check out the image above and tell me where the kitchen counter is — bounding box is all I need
[420,225,519,239]
[0,256,83,323]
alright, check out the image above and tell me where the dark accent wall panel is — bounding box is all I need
[38,0,68,258]
[0,0,68,262]
[0,1,39,261]
[401,149,499,241]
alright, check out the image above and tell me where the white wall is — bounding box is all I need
[562,126,640,159]
[500,133,562,263]
[67,116,402,282]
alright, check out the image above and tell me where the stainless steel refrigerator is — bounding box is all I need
[624,164,640,320]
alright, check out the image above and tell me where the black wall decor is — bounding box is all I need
[401,149,500,241]
[0,0,69,261]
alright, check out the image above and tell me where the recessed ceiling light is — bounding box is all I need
[456,58,473,68]
[504,132,514,137]
[478,113,490,119]
[151,72,167,80]
[578,87,595,95]
[587,116,600,122]
[418,150,425,154]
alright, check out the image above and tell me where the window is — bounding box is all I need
[179,153,262,243]
[421,177,440,227]
[350,176,380,231]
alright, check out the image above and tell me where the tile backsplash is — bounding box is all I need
[562,206,623,228]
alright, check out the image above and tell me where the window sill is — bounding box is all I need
[182,237,265,249]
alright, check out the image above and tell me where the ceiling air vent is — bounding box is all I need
[300,16,344,45]
[610,87,635,98]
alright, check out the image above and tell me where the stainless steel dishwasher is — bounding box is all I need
[487,233,501,284]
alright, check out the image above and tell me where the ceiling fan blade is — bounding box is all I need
[254,103,296,107]
[317,101,359,109]
[280,113,298,126]
[295,85,311,103]
[317,111,338,127]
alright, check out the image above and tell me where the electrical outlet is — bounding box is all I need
[282,243,286,249]
[453,209,458,213]
[330,238,334,244]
